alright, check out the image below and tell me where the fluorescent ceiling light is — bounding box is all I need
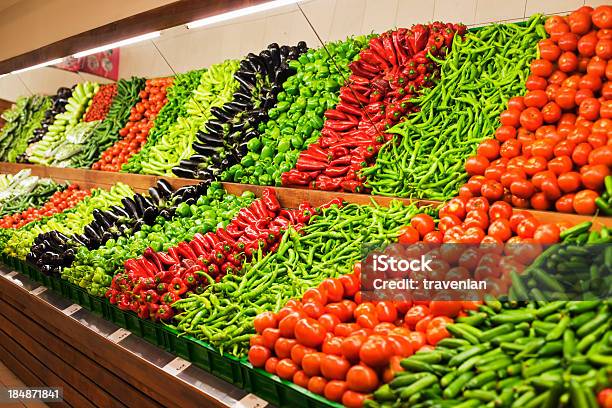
[11,58,65,74]
[73,31,160,58]
[187,0,301,29]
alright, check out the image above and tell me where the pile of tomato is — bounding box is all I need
[248,266,476,408]
[83,84,117,122]
[92,78,173,172]
[0,185,89,229]
[463,5,612,214]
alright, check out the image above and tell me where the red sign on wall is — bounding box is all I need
[55,49,119,81]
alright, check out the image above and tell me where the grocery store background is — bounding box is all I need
[0,0,608,101]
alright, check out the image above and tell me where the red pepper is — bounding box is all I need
[156,305,174,321]
[336,102,362,118]
[167,247,181,263]
[320,198,344,209]
[214,241,230,255]
[155,251,177,266]
[324,109,347,120]
[313,175,342,191]
[307,144,330,161]
[161,291,179,305]
[368,37,389,66]
[224,223,243,238]
[348,61,376,79]
[169,277,188,295]
[270,215,291,229]
[177,242,197,261]
[143,289,159,304]
[341,88,368,105]
[325,120,356,132]
[349,75,370,86]
[143,247,162,271]
[231,216,249,230]
[359,49,386,69]
[250,199,269,219]
[125,258,149,277]
[296,157,327,172]
[211,249,225,264]
[381,34,398,66]
[393,29,409,65]
[137,304,150,319]
[183,272,197,286]
[408,24,429,53]
[130,300,140,313]
[189,239,206,257]
[341,180,363,193]
[216,227,237,245]
[208,263,220,276]
[325,165,349,177]
[118,295,130,310]
[148,303,160,319]
[221,262,235,275]
[281,169,312,186]
[156,282,168,294]
[238,208,258,224]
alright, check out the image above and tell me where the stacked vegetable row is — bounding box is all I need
[282,23,466,192]
[0,170,64,218]
[462,6,612,215]
[173,42,308,181]
[0,95,50,162]
[222,36,369,186]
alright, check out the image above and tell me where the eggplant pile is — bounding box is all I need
[16,87,72,163]
[172,41,308,180]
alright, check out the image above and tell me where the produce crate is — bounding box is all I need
[240,361,342,408]
[162,327,246,387]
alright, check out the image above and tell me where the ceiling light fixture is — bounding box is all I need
[186,0,301,29]
[73,31,161,59]
[11,58,65,74]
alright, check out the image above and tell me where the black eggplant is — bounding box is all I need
[132,194,146,216]
[268,43,281,67]
[143,207,158,225]
[121,197,139,218]
[156,179,173,198]
[172,167,197,178]
[210,106,234,122]
[234,73,256,91]
[92,209,111,229]
[196,133,224,147]
[159,207,175,219]
[178,159,201,169]
[101,231,113,243]
[148,187,161,204]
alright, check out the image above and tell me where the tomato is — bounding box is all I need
[307,376,327,395]
[406,331,426,351]
[558,51,579,73]
[579,97,601,121]
[541,179,562,201]
[322,336,344,355]
[554,194,575,212]
[302,352,323,376]
[275,338,298,359]
[481,180,504,201]
[520,107,543,131]
[507,96,525,111]
[276,358,298,380]
[403,305,430,329]
[406,214,434,237]
[279,312,303,338]
[372,301,396,323]
[525,75,548,91]
[302,287,327,305]
[582,164,610,189]
[510,179,535,199]
[488,218,512,242]
[531,140,555,159]
[578,32,598,57]
[324,380,348,402]
[321,279,344,302]
[572,142,593,166]
[320,354,350,381]
[489,201,513,220]
[303,301,324,319]
[294,318,327,348]
[465,197,490,214]
[499,139,521,158]
[477,139,501,160]
[426,316,453,345]
[548,156,573,175]
[262,328,280,349]
[533,224,560,244]
[557,171,582,193]
[429,301,462,318]
[540,42,561,61]
[345,365,379,393]
[500,168,526,188]
[485,166,505,182]
[597,388,612,408]
[538,102,561,124]
[495,125,517,142]
[531,59,554,77]
[523,156,548,176]
[398,225,420,244]
[326,302,352,323]
[254,311,277,334]
[342,390,368,408]
[589,146,612,166]
[524,90,548,108]
[593,5,612,29]
[440,197,467,219]
[555,87,577,110]
[423,231,443,243]
[339,334,365,362]
[574,189,599,214]
[248,345,271,367]
[596,39,612,59]
[265,357,279,374]
[568,10,592,34]
[293,370,310,389]
[530,192,551,210]
[334,323,359,338]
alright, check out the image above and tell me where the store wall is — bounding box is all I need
[0,0,608,102]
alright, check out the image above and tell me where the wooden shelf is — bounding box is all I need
[1,162,610,229]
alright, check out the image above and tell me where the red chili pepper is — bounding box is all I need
[183,272,197,286]
[336,102,362,117]
[281,169,312,186]
[368,37,389,66]
[224,223,243,238]
[381,34,398,66]
[313,175,343,191]
[169,277,188,295]
[118,296,130,310]
[324,165,349,177]
[221,262,235,275]
[177,242,197,261]
[341,180,364,193]
[348,61,375,79]
[249,199,269,219]
[143,289,159,304]
[137,304,150,319]
[202,232,220,249]
[167,247,181,263]
[189,239,206,257]
[208,263,220,276]
[320,198,344,209]
[156,282,167,294]
[393,29,409,65]
[349,75,370,86]
[238,208,258,224]
[296,157,327,172]
[125,258,149,277]
[325,120,356,132]
[341,88,368,105]
[324,109,347,120]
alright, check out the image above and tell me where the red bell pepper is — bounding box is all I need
[324,109,347,120]
[262,188,281,212]
[169,277,188,295]
[156,305,174,321]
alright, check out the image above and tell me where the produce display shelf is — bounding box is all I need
[0,161,610,229]
[1,254,342,408]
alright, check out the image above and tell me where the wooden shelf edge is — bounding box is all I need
[1,162,610,228]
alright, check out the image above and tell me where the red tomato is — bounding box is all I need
[568,11,591,34]
[520,107,544,131]
[293,370,310,389]
[324,380,348,402]
[481,180,504,201]
[398,225,420,244]
[307,376,327,395]
[489,201,513,220]
[319,313,341,332]
[507,96,525,111]
[262,328,281,349]
[429,301,462,317]
[533,224,560,244]
[322,336,344,355]
[276,358,298,380]
[426,316,453,345]
[254,311,277,334]
[541,102,562,123]
[495,125,518,142]
[573,189,599,214]
[558,51,579,72]
[531,59,554,77]
[573,142,593,166]
[410,214,435,236]
[582,164,610,189]
[279,313,302,338]
[465,155,490,175]
[302,352,323,376]
[499,109,521,127]
[275,338,298,359]
[320,354,350,380]
[321,279,344,302]
[404,305,430,328]
[342,390,368,408]
[556,194,576,212]
[291,344,315,366]
[248,345,271,367]
[265,357,279,374]
[295,318,327,348]
[346,365,379,393]
[302,288,327,305]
